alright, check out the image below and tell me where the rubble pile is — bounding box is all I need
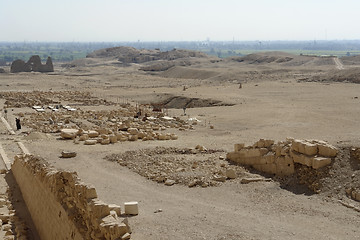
[0,188,28,239]
[0,91,113,108]
[12,155,132,240]
[227,138,338,176]
[106,147,246,188]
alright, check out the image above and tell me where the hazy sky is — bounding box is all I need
[1,0,359,42]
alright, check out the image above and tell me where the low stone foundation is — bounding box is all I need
[227,138,338,176]
[11,155,131,240]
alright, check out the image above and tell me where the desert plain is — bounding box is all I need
[0,47,360,239]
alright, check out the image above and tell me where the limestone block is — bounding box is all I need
[291,139,303,152]
[79,134,89,141]
[61,151,77,158]
[100,134,109,139]
[170,134,178,140]
[158,134,167,140]
[276,156,294,175]
[128,128,138,135]
[253,163,276,174]
[124,202,138,215]
[280,146,290,156]
[312,157,332,169]
[264,139,275,148]
[96,128,109,135]
[108,204,121,216]
[85,186,98,199]
[101,138,110,145]
[226,169,236,179]
[87,130,99,138]
[303,142,318,156]
[109,135,118,143]
[263,154,276,164]
[239,148,262,158]
[60,129,79,139]
[128,135,138,141]
[291,151,312,167]
[318,144,338,157]
[254,139,265,148]
[90,200,111,218]
[84,139,97,145]
[276,163,295,176]
[259,148,269,155]
[275,145,282,157]
[234,143,245,152]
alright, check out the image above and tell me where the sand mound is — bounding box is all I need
[159,66,218,80]
[23,132,51,141]
[340,55,360,65]
[311,67,360,83]
[230,51,336,67]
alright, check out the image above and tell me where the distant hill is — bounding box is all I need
[228,51,335,66]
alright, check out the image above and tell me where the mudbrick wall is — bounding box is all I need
[11,155,131,240]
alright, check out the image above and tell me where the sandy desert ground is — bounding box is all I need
[0,49,360,239]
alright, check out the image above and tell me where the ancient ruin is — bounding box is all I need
[12,155,131,240]
[227,138,338,176]
[10,55,54,73]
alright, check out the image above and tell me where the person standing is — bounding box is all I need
[15,118,21,130]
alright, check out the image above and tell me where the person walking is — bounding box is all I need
[15,118,21,130]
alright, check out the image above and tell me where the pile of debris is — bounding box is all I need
[106,147,248,188]
[0,91,113,108]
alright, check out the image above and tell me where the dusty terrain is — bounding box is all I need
[1,49,360,239]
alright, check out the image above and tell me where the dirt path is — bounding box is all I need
[333,57,344,70]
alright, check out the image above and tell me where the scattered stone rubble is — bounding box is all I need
[106,147,248,188]
[12,155,132,239]
[227,138,338,176]
[10,55,53,73]
[0,187,28,239]
[0,91,112,108]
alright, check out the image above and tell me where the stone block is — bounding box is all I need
[79,134,89,141]
[303,142,318,156]
[259,148,269,155]
[91,200,111,218]
[127,128,139,135]
[239,148,262,158]
[84,139,97,145]
[226,169,236,179]
[109,135,118,143]
[276,156,295,175]
[124,202,138,215]
[264,139,275,147]
[96,128,109,135]
[108,204,121,216]
[291,139,302,152]
[312,157,332,169]
[61,151,77,158]
[60,129,79,139]
[253,163,276,174]
[101,139,110,145]
[291,151,312,167]
[234,143,245,152]
[318,144,338,157]
[87,130,99,138]
[128,135,138,141]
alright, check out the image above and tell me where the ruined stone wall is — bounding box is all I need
[227,138,338,176]
[11,155,131,240]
